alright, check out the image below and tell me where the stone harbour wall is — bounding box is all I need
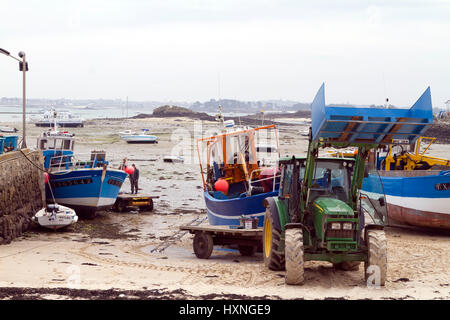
[0,149,45,244]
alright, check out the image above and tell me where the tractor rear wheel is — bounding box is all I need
[333,261,361,271]
[364,229,387,287]
[285,228,304,285]
[263,207,285,270]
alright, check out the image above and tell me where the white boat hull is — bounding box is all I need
[121,135,158,143]
[33,204,78,230]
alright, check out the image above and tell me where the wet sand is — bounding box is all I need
[0,118,449,300]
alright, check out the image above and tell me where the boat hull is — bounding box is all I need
[203,190,278,227]
[124,140,158,144]
[34,205,78,230]
[46,168,127,215]
[121,134,158,144]
[362,171,450,229]
[35,122,84,128]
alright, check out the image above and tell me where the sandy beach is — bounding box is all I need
[0,117,449,300]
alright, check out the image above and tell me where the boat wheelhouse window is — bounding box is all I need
[209,139,224,166]
[46,139,56,149]
[225,134,256,165]
[39,139,47,150]
[53,138,72,150]
[256,146,277,153]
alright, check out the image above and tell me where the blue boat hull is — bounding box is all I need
[203,190,278,227]
[362,171,450,229]
[46,168,127,215]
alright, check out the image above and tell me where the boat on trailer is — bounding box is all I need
[197,124,281,227]
[38,126,127,218]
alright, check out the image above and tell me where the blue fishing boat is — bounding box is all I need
[360,87,450,229]
[197,124,280,226]
[38,128,127,218]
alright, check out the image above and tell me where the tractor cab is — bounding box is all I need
[277,156,387,254]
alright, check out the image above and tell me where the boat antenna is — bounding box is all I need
[382,72,389,108]
[215,105,224,125]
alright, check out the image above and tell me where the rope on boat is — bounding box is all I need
[19,149,56,203]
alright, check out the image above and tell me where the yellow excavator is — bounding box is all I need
[382,137,450,171]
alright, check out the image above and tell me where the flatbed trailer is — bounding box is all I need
[180,225,263,259]
[113,194,159,212]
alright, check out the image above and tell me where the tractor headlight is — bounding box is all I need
[330,222,341,230]
[342,222,353,230]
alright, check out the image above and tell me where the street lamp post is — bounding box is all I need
[0,48,28,148]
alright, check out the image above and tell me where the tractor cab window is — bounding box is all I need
[309,160,351,203]
[279,164,294,197]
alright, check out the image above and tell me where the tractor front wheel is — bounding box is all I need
[285,228,304,285]
[263,207,285,270]
[364,229,387,287]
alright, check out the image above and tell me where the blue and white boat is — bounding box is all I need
[197,124,280,226]
[361,87,450,229]
[38,128,127,218]
[362,170,450,229]
[120,129,158,143]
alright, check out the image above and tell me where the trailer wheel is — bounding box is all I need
[364,229,387,287]
[238,245,256,257]
[193,232,214,259]
[141,199,154,212]
[333,261,361,271]
[263,206,285,270]
[285,228,304,285]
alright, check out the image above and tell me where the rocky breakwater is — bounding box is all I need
[0,149,45,244]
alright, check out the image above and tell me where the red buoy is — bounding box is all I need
[214,179,229,194]
[125,166,135,174]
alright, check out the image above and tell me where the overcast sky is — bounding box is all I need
[1,0,449,107]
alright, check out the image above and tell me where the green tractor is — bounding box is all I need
[262,84,433,286]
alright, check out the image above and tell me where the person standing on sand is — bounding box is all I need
[119,157,127,170]
[130,164,139,194]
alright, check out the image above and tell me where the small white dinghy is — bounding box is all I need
[163,155,184,163]
[33,204,78,230]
